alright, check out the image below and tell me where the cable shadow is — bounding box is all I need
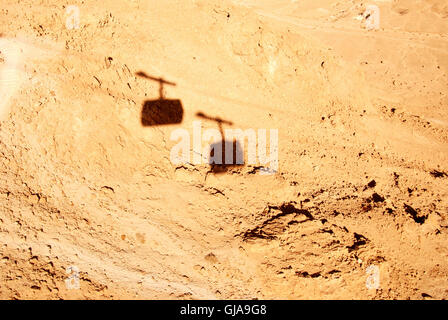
[136,71,183,126]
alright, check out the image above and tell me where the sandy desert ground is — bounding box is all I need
[0,0,447,299]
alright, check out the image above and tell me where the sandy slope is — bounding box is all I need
[0,0,447,299]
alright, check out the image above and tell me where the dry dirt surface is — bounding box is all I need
[0,0,447,299]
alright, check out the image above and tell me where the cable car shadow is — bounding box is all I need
[136,71,184,126]
[208,139,245,174]
[141,99,183,126]
[196,112,244,174]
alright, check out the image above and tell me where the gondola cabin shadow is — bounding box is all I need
[136,71,183,126]
[141,99,183,126]
[196,112,244,174]
[208,139,244,174]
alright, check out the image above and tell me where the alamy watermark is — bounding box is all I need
[363,5,380,30]
[65,265,80,289]
[65,5,80,30]
[365,265,380,289]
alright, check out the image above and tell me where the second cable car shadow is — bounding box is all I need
[136,71,183,126]
[196,112,244,174]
